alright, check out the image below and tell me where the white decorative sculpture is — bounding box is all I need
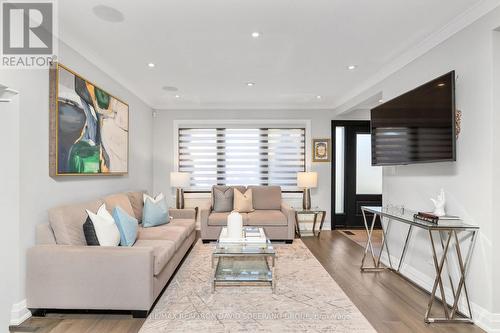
[430,189,446,217]
[227,211,243,239]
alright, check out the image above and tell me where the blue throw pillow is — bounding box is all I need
[142,195,169,228]
[112,206,139,246]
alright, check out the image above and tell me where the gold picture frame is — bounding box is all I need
[49,62,129,177]
[312,139,331,162]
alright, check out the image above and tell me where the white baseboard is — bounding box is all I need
[379,254,499,332]
[10,299,31,326]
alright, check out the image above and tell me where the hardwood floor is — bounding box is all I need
[301,231,484,333]
[12,231,483,333]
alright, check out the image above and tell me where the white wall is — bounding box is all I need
[335,6,500,330]
[152,109,344,229]
[0,95,21,329]
[0,40,154,328]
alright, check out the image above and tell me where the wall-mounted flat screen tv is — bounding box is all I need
[371,71,456,166]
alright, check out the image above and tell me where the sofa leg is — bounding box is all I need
[131,310,148,318]
[30,309,46,317]
[285,240,293,244]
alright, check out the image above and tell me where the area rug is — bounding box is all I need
[140,239,375,333]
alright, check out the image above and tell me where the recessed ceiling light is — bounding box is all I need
[147,63,155,68]
[92,5,124,23]
[246,82,255,87]
[316,95,322,99]
[378,99,384,103]
[175,94,180,98]
[347,65,357,70]
[162,86,178,92]
[251,32,261,38]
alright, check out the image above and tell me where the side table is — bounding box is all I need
[294,209,326,237]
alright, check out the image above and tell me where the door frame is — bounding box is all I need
[331,120,372,229]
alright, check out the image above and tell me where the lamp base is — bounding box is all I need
[176,188,185,209]
[302,188,311,210]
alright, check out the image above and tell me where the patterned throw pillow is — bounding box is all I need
[233,189,255,213]
[213,187,234,212]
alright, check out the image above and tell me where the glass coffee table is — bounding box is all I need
[211,227,276,293]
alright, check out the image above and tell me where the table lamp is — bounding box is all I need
[170,172,190,209]
[297,172,318,210]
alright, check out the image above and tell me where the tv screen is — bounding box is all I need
[371,71,456,166]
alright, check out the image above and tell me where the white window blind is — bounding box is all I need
[178,127,306,192]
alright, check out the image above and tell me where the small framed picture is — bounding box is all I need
[312,139,331,162]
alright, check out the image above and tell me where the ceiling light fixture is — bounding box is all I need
[316,95,322,99]
[378,99,384,103]
[347,65,357,70]
[251,31,261,38]
[246,82,255,87]
[175,94,180,98]
[92,5,124,23]
[147,63,155,68]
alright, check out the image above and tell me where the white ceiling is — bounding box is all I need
[59,0,491,110]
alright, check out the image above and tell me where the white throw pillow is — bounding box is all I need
[143,193,164,204]
[86,204,120,246]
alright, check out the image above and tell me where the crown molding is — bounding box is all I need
[333,0,500,113]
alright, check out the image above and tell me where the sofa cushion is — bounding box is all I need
[211,186,246,209]
[248,186,282,210]
[170,218,196,235]
[133,239,176,275]
[103,193,135,218]
[208,212,249,226]
[247,210,287,226]
[127,191,146,222]
[137,224,188,250]
[49,199,104,245]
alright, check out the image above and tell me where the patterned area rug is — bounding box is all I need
[140,240,375,333]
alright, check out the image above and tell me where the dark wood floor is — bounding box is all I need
[11,231,483,333]
[302,231,484,333]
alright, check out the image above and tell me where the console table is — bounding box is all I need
[361,206,479,324]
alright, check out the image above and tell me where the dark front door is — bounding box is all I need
[332,121,382,229]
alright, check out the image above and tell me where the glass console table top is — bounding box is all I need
[362,206,479,230]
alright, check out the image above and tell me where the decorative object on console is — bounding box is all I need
[170,172,190,209]
[312,138,331,162]
[112,206,139,246]
[142,193,169,227]
[430,188,446,217]
[49,63,129,176]
[226,211,243,239]
[85,204,120,246]
[233,188,255,213]
[297,172,318,210]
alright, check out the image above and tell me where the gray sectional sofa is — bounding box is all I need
[26,191,196,318]
[200,185,296,242]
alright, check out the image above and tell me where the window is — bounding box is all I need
[178,127,306,192]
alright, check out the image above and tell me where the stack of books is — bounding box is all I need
[413,212,461,224]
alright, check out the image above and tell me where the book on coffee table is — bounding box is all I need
[219,227,267,244]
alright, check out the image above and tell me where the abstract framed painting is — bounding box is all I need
[49,63,129,176]
[312,138,331,162]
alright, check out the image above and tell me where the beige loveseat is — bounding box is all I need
[26,191,196,318]
[200,186,295,242]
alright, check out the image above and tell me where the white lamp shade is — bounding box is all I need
[297,172,318,188]
[170,172,190,188]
